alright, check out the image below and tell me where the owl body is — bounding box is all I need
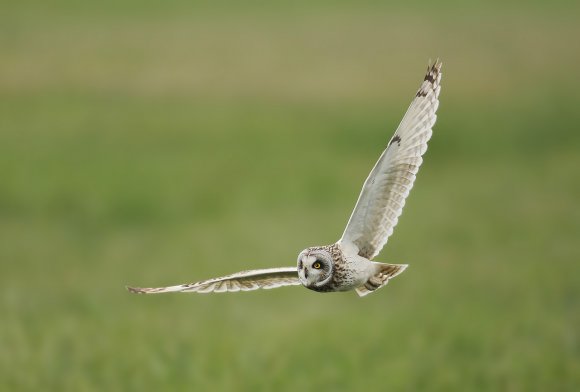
[296,242,406,295]
[297,243,374,293]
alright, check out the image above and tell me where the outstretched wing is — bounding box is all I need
[339,61,442,260]
[127,267,300,294]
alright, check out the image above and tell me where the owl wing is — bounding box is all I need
[127,267,300,294]
[339,61,442,260]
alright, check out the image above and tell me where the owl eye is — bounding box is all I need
[313,261,322,269]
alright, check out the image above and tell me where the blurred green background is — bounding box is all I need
[1,1,579,390]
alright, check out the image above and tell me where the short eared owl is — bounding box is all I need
[128,61,442,297]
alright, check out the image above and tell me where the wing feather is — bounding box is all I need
[127,267,300,294]
[340,60,442,260]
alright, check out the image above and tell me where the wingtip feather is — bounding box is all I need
[126,285,147,294]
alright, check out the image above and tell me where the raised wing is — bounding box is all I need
[127,267,300,294]
[339,61,442,260]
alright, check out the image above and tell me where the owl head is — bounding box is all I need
[297,247,334,288]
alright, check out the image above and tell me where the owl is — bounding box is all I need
[128,60,442,297]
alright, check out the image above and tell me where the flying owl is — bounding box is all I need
[128,60,442,297]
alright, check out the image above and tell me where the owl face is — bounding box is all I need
[297,248,334,288]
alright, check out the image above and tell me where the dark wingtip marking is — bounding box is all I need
[428,59,442,74]
[416,60,442,97]
[126,286,147,294]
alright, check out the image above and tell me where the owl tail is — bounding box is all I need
[355,263,408,297]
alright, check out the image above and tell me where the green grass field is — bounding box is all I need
[1,1,579,390]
